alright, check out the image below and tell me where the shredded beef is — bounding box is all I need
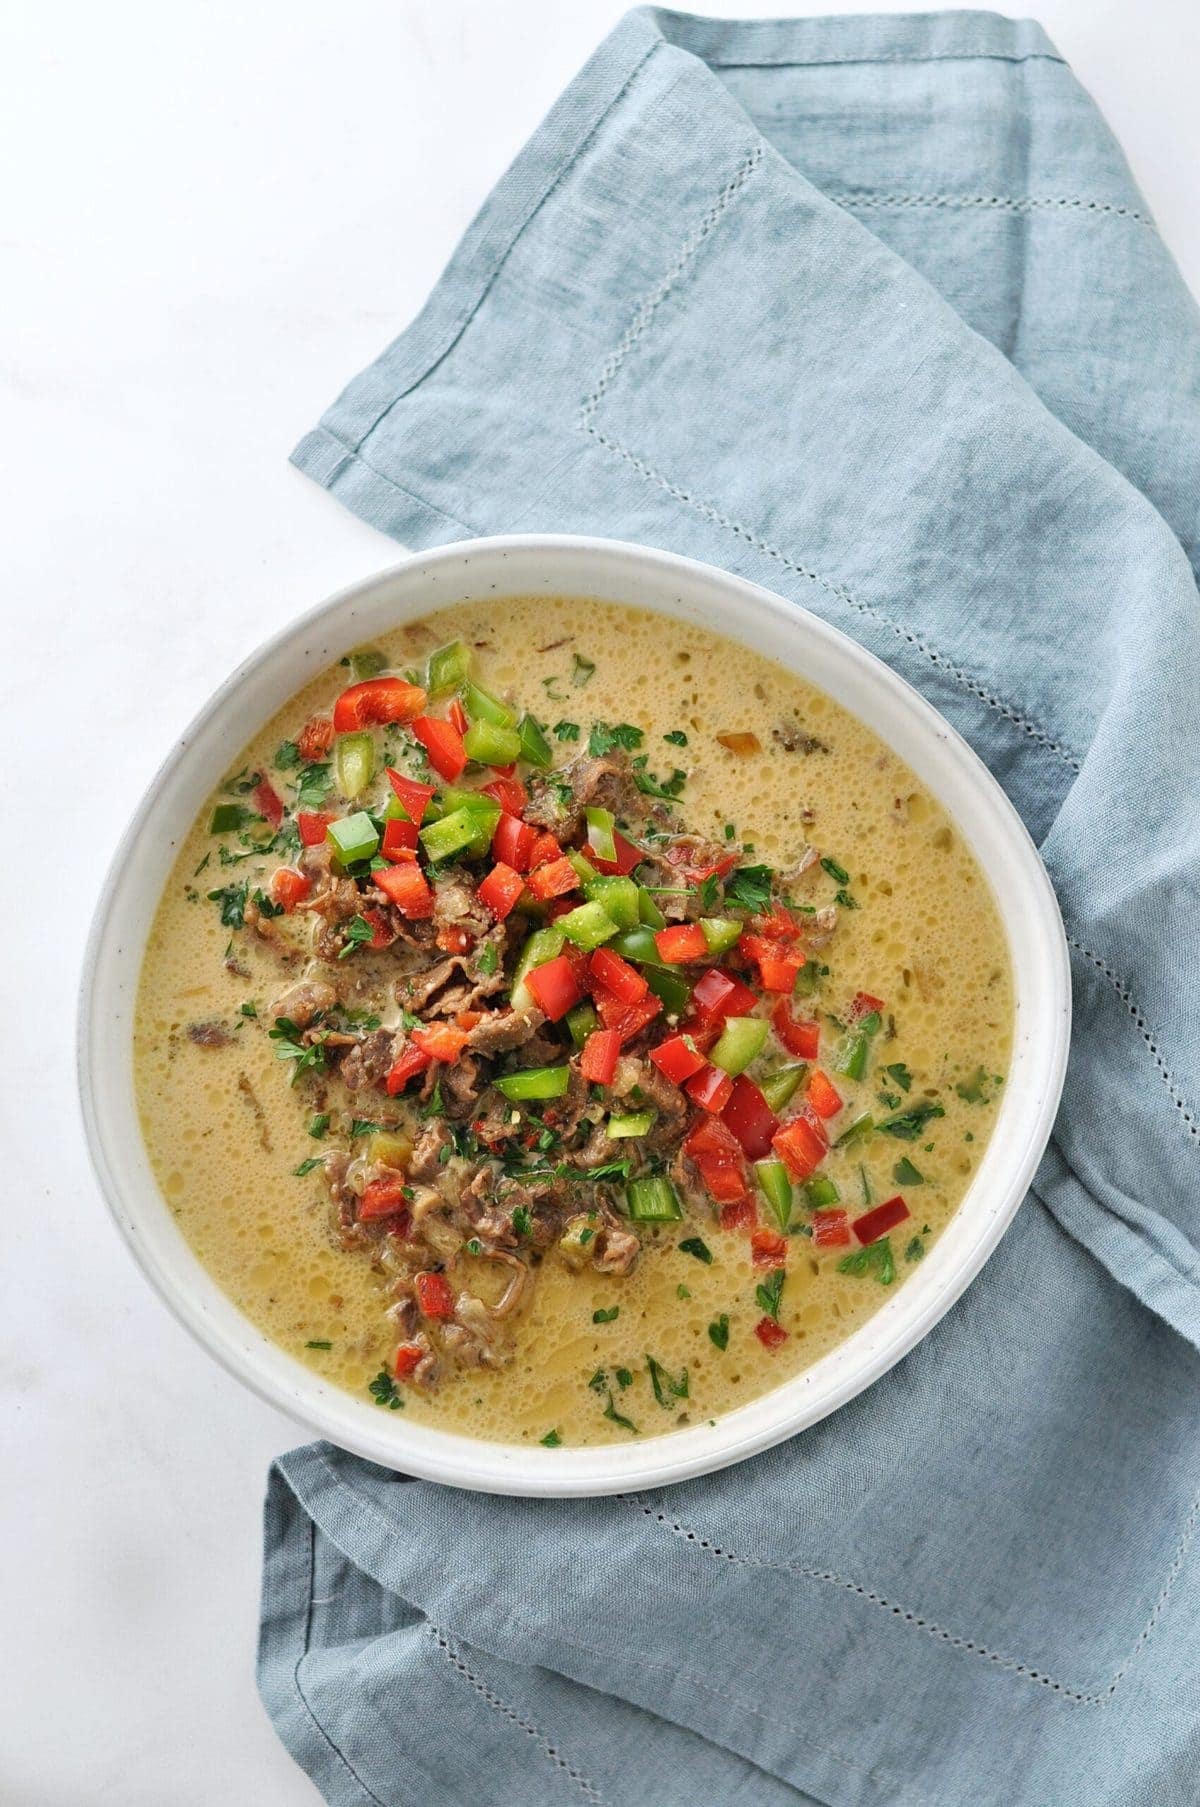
[408,1120,453,1183]
[463,1003,546,1056]
[187,1021,231,1048]
[270,979,338,1028]
[337,1027,396,1092]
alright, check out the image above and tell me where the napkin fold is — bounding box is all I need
[267,12,1200,1802]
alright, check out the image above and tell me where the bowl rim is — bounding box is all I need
[78,532,1071,1495]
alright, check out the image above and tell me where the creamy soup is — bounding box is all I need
[135,597,1011,1447]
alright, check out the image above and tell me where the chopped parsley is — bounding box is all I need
[755,1267,786,1321]
[820,856,850,885]
[511,1205,532,1239]
[308,1113,330,1139]
[663,729,688,746]
[572,653,596,687]
[646,1355,689,1408]
[589,720,644,756]
[708,1315,730,1351]
[603,1391,638,1433]
[838,1238,896,1285]
[885,1062,912,1093]
[893,1157,924,1185]
[337,915,375,959]
[553,720,581,742]
[305,1339,332,1350]
[904,1237,926,1263]
[678,1236,713,1264]
[592,1306,619,1324]
[295,762,332,809]
[723,864,774,913]
[349,1118,380,1139]
[477,940,499,975]
[293,1157,321,1177]
[879,1101,945,1140]
[207,881,249,928]
[268,1016,328,1085]
[274,739,302,769]
[540,1430,562,1448]
[367,1370,405,1409]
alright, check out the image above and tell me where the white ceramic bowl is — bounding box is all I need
[79,535,1070,1495]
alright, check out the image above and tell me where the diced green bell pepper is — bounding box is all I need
[644,965,692,1015]
[759,1063,807,1113]
[832,1030,870,1082]
[493,1064,571,1102]
[334,732,375,800]
[566,1000,599,1049]
[419,806,485,863]
[755,1159,793,1231]
[804,1175,841,1208]
[517,713,553,769]
[700,917,743,955]
[461,680,515,729]
[558,901,619,950]
[585,806,618,865]
[511,926,566,1009]
[710,1015,769,1076]
[463,719,522,767]
[425,639,472,696]
[610,926,665,965]
[834,1111,875,1148]
[637,887,667,929]
[567,849,599,885]
[209,802,246,833]
[624,1175,683,1222]
[348,647,387,681]
[793,961,822,996]
[584,875,640,930]
[327,811,380,865]
[607,1111,656,1138]
[438,788,501,851]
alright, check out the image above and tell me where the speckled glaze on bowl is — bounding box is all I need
[78,536,1070,1496]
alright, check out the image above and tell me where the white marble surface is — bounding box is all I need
[4,1,1198,1799]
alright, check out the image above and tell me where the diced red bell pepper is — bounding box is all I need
[649,1034,707,1085]
[384,1042,432,1095]
[297,716,334,761]
[742,934,806,993]
[447,697,468,735]
[684,1114,742,1165]
[811,1209,851,1247]
[754,1316,789,1351]
[593,988,662,1044]
[590,828,641,876]
[477,861,525,921]
[849,990,886,1020]
[359,1173,411,1222]
[771,1000,821,1060]
[664,843,738,885]
[751,1227,788,1267]
[580,1027,621,1085]
[854,1195,910,1245]
[392,1343,424,1379]
[333,676,426,733]
[692,968,758,1022]
[411,1022,470,1063]
[750,904,801,944]
[589,946,649,1004]
[655,923,710,963]
[252,778,284,829]
[270,867,311,911]
[362,907,395,951]
[772,1111,829,1180]
[492,811,537,873]
[411,715,467,782]
[720,1076,780,1160]
[481,775,528,816]
[685,1064,735,1114]
[414,1270,455,1320]
[806,1068,843,1120]
[528,830,563,868]
[375,861,435,918]
[719,1197,757,1230]
[436,924,473,956]
[527,856,579,901]
[381,817,420,861]
[701,1159,751,1204]
[385,768,435,825]
[297,809,336,846]
[677,1014,722,1055]
[526,954,584,1023]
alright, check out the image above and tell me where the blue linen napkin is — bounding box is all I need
[266,12,1200,1802]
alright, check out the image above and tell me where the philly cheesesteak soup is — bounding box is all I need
[136,597,1011,1446]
